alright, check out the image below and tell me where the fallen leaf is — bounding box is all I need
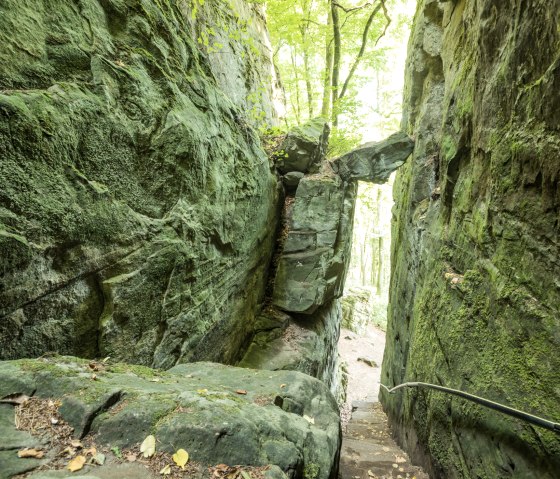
[185,374,193,378]
[91,374,98,381]
[241,471,252,479]
[160,464,172,475]
[197,389,208,395]
[395,455,406,463]
[303,415,315,424]
[235,389,247,395]
[84,447,97,457]
[111,446,122,459]
[70,440,83,449]
[102,356,110,363]
[67,455,86,472]
[126,453,137,462]
[18,448,44,459]
[279,384,286,388]
[50,417,59,425]
[140,435,156,458]
[172,448,189,469]
[60,447,76,457]
[150,378,161,382]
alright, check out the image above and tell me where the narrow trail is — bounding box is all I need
[338,325,429,479]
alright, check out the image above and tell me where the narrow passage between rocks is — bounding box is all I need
[338,326,428,479]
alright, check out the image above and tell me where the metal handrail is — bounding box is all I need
[380,382,560,433]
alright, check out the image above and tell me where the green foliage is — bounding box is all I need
[303,462,320,479]
[263,0,412,154]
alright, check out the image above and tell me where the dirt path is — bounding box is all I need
[338,324,386,428]
[338,325,429,479]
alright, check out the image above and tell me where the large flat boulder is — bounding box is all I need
[0,357,340,479]
[331,131,414,183]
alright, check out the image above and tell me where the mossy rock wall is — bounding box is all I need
[381,1,560,478]
[0,0,279,368]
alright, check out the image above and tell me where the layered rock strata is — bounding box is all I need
[382,1,560,478]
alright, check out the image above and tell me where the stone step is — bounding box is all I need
[339,402,429,479]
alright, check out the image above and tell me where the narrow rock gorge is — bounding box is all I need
[381,1,560,478]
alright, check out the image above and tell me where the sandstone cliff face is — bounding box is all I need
[382,1,560,478]
[0,0,279,368]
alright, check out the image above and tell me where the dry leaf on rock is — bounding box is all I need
[84,447,97,457]
[172,448,189,469]
[235,389,247,395]
[126,453,138,462]
[303,415,315,424]
[18,448,44,459]
[140,434,156,458]
[67,455,86,472]
[160,464,172,475]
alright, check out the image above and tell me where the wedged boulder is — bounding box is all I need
[331,131,414,183]
[272,173,356,314]
[275,118,330,174]
[0,357,340,479]
[282,171,305,190]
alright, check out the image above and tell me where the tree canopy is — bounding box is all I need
[258,0,412,156]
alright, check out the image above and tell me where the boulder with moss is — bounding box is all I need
[0,357,340,479]
[0,0,280,368]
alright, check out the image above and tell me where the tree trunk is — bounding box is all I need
[330,0,341,126]
[321,6,333,119]
[290,48,302,125]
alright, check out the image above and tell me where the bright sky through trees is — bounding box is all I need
[261,0,415,153]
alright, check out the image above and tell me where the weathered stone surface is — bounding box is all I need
[0,357,340,479]
[272,174,356,314]
[275,118,330,174]
[382,1,560,478]
[238,301,343,401]
[282,171,305,189]
[331,132,414,183]
[26,458,289,479]
[0,0,279,368]
[341,287,382,334]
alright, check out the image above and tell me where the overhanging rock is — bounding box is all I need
[331,131,414,183]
